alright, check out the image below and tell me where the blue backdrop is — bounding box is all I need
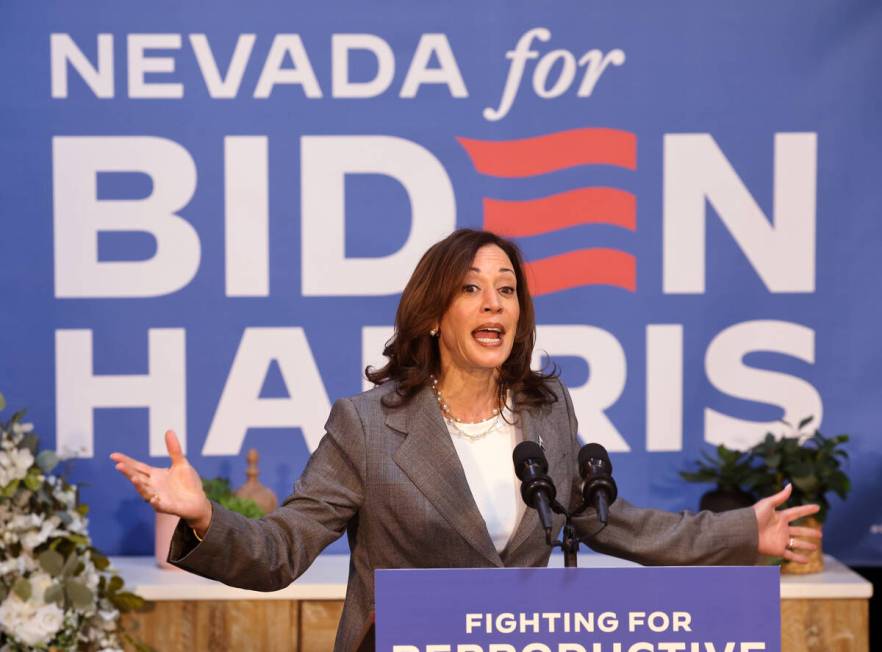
[1,1,880,565]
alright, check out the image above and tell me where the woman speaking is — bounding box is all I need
[111,229,819,651]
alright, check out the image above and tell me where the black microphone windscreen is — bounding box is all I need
[578,443,612,473]
[512,441,547,478]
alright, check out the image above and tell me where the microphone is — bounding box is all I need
[578,443,618,525]
[512,441,556,538]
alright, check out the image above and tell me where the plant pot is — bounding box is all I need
[781,516,823,575]
[155,512,183,571]
[699,488,756,513]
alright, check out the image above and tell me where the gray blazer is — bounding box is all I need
[169,380,758,651]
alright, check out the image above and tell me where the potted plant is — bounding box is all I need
[679,444,760,512]
[749,418,850,574]
[681,417,850,574]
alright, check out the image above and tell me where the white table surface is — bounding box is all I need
[109,554,873,602]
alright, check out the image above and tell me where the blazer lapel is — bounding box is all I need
[389,386,503,567]
[501,404,565,560]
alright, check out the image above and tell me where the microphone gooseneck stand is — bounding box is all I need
[546,497,591,568]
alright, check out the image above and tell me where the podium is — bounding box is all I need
[375,566,780,651]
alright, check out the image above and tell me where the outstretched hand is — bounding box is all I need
[753,483,821,563]
[110,430,212,532]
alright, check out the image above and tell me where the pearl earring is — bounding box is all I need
[429,328,438,337]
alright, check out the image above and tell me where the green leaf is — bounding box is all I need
[108,575,124,594]
[12,577,32,601]
[791,474,819,494]
[65,533,89,546]
[23,470,42,492]
[1,478,20,498]
[798,416,814,429]
[39,549,65,576]
[44,583,64,605]
[90,549,110,571]
[64,579,93,610]
[0,391,6,411]
[111,591,145,612]
[36,450,59,474]
[76,503,89,516]
[0,583,7,602]
[218,494,265,519]
[61,550,78,577]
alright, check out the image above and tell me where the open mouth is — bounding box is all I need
[472,324,506,347]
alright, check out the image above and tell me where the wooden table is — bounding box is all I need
[114,554,872,651]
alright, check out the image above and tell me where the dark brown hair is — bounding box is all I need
[365,229,558,411]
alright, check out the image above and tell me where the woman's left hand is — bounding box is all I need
[753,483,821,563]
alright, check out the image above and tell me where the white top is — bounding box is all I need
[444,408,526,553]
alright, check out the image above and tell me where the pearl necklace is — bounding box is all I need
[430,375,502,441]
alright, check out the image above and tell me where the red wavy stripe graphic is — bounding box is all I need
[525,249,636,295]
[457,128,636,178]
[484,187,636,237]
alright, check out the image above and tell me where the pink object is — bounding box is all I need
[155,512,183,571]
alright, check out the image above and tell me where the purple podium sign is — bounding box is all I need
[375,566,779,652]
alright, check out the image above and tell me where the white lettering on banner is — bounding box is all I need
[704,320,822,449]
[203,328,331,455]
[577,49,626,97]
[400,34,468,98]
[50,34,114,98]
[663,133,817,294]
[484,28,625,121]
[189,33,256,98]
[465,611,620,634]
[225,136,269,296]
[362,326,395,391]
[52,136,200,298]
[128,34,183,99]
[55,329,187,458]
[333,34,395,98]
[49,31,624,115]
[645,325,683,452]
[533,325,630,452]
[532,49,577,99]
[253,34,323,98]
[301,135,456,296]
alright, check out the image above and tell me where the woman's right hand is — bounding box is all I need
[110,430,213,535]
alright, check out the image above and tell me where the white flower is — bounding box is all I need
[0,447,33,487]
[10,422,34,435]
[83,560,100,592]
[0,554,38,575]
[8,513,41,536]
[0,592,65,647]
[21,517,59,551]
[28,571,55,604]
[56,486,77,509]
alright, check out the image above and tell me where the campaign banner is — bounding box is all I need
[375,566,780,651]
[0,1,880,562]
